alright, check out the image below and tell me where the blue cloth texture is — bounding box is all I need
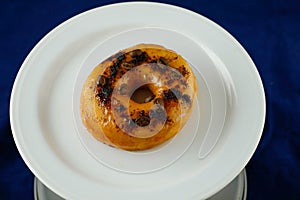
[0,0,299,199]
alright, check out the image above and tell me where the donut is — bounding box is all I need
[80,44,197,151]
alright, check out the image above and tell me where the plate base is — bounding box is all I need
[34,169,247,200]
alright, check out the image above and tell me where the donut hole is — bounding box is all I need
[131,85,155,104]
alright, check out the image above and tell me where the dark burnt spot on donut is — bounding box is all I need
[116,53,125,62]
[131,51,148,65]
[109,52,124,60]
[96,75,107,86]
[163,89,176,100]
[109,65,117,78]
[163,89,181,100]
[154,98,164,106]
[166,117,173,124]
[96,84,113,106]
[113,50,150,70]
[159,57,169,65]
[120,70,127,75]
[130,110,151,127]
[179,65,189,77]
[129,49,143,57]
[101,85,113,99]
[106,53,126,79]
[155,58,168,72]
[130,113,134,117]
[114,53,126,67]
[121,62,135,70]
[149,60,158,64]
[106,52,125,64]
[135,115,151,127]
[138,110,146,117]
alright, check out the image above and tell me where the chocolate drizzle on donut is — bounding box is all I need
[97,84,112,102]
[106,52,125,62]
[95,50,190,110]
[178,65,189,77]
[116,53,125,63]
[109,65,118,78]
[81,44,198,151]
[133,110,151,127]
[96,50,151,105]
[108,53,126,79]
[96,75,107,86]
[95,50,150,106]
[154,98,164,106]
[158,57,169,65]
[121,62,135,70]
[131,51,148,65]
[163,89,182,100]
[155,58,168,72]
[135,115,151,127]
[129,49,143,57]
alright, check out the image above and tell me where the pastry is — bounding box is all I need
[80,44,197,150]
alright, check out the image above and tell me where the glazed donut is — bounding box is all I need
[80,44,197,151]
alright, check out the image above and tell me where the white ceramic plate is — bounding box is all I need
[34,169,247,200]
[73,27,226,173]
[10,2,265,200]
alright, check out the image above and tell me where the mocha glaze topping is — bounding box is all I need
[95,49,190,109]
[95,48,191,132]
[80,44,197,150]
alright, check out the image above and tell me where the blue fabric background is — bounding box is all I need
[1,0,299,199]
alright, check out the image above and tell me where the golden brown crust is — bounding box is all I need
[80,44,197,150]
